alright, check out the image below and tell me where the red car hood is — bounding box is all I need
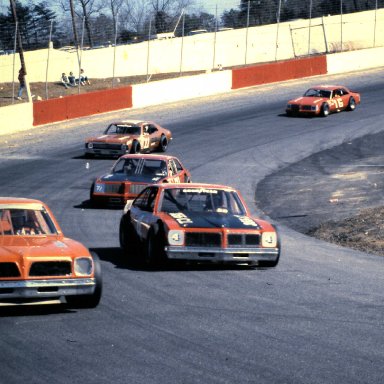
[288,96,327,105]
[0,236,88,261]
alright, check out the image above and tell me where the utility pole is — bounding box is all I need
[9,0,32,101]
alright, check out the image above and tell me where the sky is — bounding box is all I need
[196,0,241,15]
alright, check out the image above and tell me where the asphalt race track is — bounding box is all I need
[0,68,383,384]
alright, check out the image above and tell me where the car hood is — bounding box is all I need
[288,96,327,105]
[98,173,164,183]
[87,134,136,143]
[0,236,88,260]
[161,211,261,229]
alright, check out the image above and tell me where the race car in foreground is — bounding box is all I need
[119,183,280,268]
[90,154,191,205]
[0,197,102,307]
[84,120,172,157]
[286,85,361,117]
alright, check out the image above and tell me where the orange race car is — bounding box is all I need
[119,183,280,268]
[84,120,172,157]
[286,85,361,117]
[90,154,191,205]
[0,197,102,307]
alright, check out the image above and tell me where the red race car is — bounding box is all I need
[0,197,102,307]
[90,154,191,205]
[119,183,280,268]
[286,85,361,117]
[84,120,172,157]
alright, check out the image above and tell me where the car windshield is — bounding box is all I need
[113,158,167,177]
[105,124,141,135]
[160,188,246,215]
[0,208,57,236]
[304,88,332,98]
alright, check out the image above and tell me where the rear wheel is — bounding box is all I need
[347,96,356,111]
[158,135,168,152]
[130,140,140,154]
[66,253,102,308]
[321,103,330,117]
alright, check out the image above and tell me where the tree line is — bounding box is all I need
[1,0,383,52]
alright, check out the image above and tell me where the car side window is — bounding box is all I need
[133,188,151,209]
[148,125,158,134]
[173,159,184,172]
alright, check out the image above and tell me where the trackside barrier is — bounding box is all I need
[132,71,232,108]
[231,55,327,89]
[326,47,384,74]
[0,103,33,136]
[33,86,132,126]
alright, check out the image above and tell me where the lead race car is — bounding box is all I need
[286,85,361,117]
[90,154,191,205]
[119,183,280,268]
[0,197,102,307]
[84,120,172,157]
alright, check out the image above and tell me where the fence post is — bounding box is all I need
[244,0,250,65]
[45,20,53,100]
[179,13,185,76]
[11,22,18,104]
[275,0,281,61]
[321,16,329,53]
[308,0,312,55]
[112,17,118,88]
[146,19,151,82]
[212,4,218,70]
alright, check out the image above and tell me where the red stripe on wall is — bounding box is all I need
[33,86,132,126]
[232,56,327,89]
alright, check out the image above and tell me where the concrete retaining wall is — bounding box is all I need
[0,103,33,135]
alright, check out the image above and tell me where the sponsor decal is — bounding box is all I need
[234,215,258,227]
[54,241,67,248]
[182,188,218,194]
[95,183,105,193]
[169,212,193,224]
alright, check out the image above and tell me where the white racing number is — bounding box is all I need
[235,215,258,227]
[95,184,105,193]
[142,137,150,149]
[169,212,193,225]
[334,98,344,109]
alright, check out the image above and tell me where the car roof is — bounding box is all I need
[157,183,237,192]
[119,154,175,161]
[111,120,150,125]
[310,85,346,91]
[0,197,45,210]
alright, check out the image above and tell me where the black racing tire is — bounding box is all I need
[66,252,102,308]
[130,140,141,154]
[286,111,293,117]
[89,182,95,201]
[119,214,138,255]
[347,96,356,111]
[84,153,94,159]
[158,135,168,152]
[321,103,330,117]
[143,227,166,269]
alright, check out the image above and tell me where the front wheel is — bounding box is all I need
[158,135,168,152]
[347,97,356,111]
[66,253,102,308]
[144,228,166,269]
[119,215,138,255]
[321,103,330,117]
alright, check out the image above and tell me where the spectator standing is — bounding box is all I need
[68,72,77,86]
[61,73,71,88]
[17,67,26,100]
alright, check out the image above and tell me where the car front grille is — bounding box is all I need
[0,262,21,277]
[291,104,300,112]
[301,105,313,111]
[185,232,222,247]
[227,233,260,247]
[129,184,147,195]
[29,261,72,277]
[103,183,124,194]
[92,143,122,150]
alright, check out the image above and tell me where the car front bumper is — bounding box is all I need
[0,278,96,299]
[85,148,127,156]
[164,246,279,264]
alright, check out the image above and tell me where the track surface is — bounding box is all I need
[0,69,383,384]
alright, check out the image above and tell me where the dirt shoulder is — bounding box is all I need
[256,130,384,257]
[0,71,206,107]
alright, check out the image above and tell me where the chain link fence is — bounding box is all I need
[0,0,383,105]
